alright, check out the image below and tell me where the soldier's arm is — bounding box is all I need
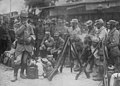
[58,38,65,50]
[78,28,82,35]
[98,30,105,40]
[15,25,25,35]
[30,26,36,40]
[41,37,46,45]
[109,31,119,47]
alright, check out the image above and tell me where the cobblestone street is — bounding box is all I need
[0,64,100,86]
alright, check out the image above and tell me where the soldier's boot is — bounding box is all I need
[74,61,80,72]
[11,65,19,82]
[20,73,26,79]
[74,64,80,72]
[20,67,26,79]
[11,75,17,82]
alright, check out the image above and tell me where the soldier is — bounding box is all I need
[68,19,81,37]
[35,19,45,57]
[50,18,56,37]
[40,31,54,58]
[85,20,97,36]
[108,20,120,86]
[84,20,97,73]
[51,33,64,60]
[11,11,35,82]
[107,20,120,70]
[68,19,82,71]
[55,19,68,39]
[92,19,108,81]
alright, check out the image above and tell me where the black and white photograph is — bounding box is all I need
[0,0,120,86]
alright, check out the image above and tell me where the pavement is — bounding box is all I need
[0,64,100,86]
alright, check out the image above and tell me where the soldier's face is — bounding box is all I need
[109,24,115,30]
[88,25,92,30]
[54,36,59,40]
[107,23,110,29]
[71,22,77,28]
[96,23,102,29]
[45,34,49,38]
[45,24,49,28]
[21,17,27,22]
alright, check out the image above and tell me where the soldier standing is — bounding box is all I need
[107,20,120,86]
[11,11,35,82]
[55,19,68,39]
[107,20,120,70]
[35,19,45,57]
[92,19,108,81]
[68,19,81,71]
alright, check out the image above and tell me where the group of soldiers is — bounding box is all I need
[10,10,120,85]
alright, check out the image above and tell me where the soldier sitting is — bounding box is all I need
[40,31,54,58]
[51,33,64,61]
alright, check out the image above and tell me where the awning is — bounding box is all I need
[86,1,120,10]
[67,5,84,10]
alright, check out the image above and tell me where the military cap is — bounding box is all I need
[71,19,79,23]
[85,20,93,26]
[107,20,119,26]
[91,36,99,43]
[95,19,104,25]
[41,58,48,63]
[45,31,50,35]
[58,19,63,23]
[45,19,51,24]
[47,55,53,58]
[54,32,59,36]
[14,19,18,23]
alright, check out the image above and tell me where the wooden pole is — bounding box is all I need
[10,0,12,18]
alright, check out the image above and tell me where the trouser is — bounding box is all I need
[53,51,58,61]
[89,56,95,70]
[35,39,42,57]
[14,51,30,77]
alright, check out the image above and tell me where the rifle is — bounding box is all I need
[103,39,109,86]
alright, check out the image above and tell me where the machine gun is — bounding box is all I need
[47,35,89,81]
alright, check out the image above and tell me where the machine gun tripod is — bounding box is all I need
[47,35,90,81]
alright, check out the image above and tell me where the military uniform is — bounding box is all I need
[35,21,45,56]
[40,33,54,58]
[107,27,120,66]
[55,24,68,39]
[92,19,108,81]
[51,36,64,60]
[12,21,35,81]
[68,19,82,71]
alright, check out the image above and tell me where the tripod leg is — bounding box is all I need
[75,69,82,80]
[60,52,67,73]
[69,46,73,73]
